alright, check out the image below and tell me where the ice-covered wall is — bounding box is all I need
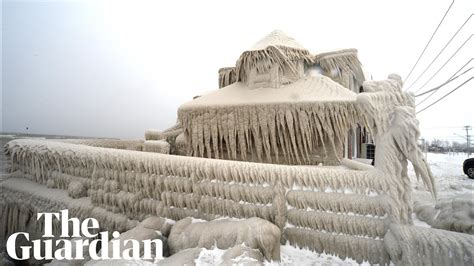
[4,138,402,264]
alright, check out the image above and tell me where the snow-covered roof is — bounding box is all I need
[181,75,356,110]
[247,30,308,51]
[314,48,359,59]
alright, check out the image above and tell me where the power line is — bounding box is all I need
[415,66,472,109]
[453,133,468,140]
[416,77,473,114]
[406,13,472,90]
[415,66,472,106]
[413,34,473,94]
[404,0,455,84]
[416,65,472,97]
[450,58,473,77]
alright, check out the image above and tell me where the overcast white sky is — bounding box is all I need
[1,0,473,141]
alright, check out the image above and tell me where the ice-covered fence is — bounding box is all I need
[284,191,393,264]
[0,177,134,265]
[5,138,405,264]
[143,140,171,154]
[0,178,131,241]
[145,123,183,141]
[55,139,144,151]
[384,224,473,265]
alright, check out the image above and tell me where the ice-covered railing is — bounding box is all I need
[4,138,404,264]
[0,177,132,262]
[385,224,473,265]
[54,138,144,151]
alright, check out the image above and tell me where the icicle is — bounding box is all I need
[285,228,389,265]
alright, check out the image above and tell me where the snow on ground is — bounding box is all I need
[409,152,472,200]
[267,244,367,266]
[193,244,366,265]
[195,247,226,265]
[409,152,473,232]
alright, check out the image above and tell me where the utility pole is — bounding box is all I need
[464,125,472,156]
[420,138,428,160]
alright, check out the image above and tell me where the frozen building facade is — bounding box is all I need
[181,31,370,165]
[1,31,472,265]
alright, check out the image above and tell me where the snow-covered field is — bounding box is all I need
[409,152,473,199]
[409,152,473,233]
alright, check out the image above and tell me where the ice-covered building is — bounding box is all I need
[178,31,368,165]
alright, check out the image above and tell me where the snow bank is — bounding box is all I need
[410,152,474,234]
[414,195,473,234]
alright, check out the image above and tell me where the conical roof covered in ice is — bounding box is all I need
[247,30,308,51]
[181,75,356,109]
[235,30,314,83]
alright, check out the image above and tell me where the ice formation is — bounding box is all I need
[218,67,237,89]
[143,140,170,154]
[234,30,313,85]
[313,48,365,90]
[2,137,410,263]
[168,217,280,261]
[57,139,144,151]
[145,123,182,142]
[384,224,473,265]
[179,76,358,165]
[220,245,264,265]
[99,217,171,259]
[178,30,365,165]
[156,248,203,266]
[414,196,474,234]
[0,30,456,265]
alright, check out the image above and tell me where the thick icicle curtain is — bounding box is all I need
[235,45,313,83]
[179,74,360,165]
[179,101,358,165]
[218,67,237,88]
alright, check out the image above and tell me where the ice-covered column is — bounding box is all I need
[358,74,436,224]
